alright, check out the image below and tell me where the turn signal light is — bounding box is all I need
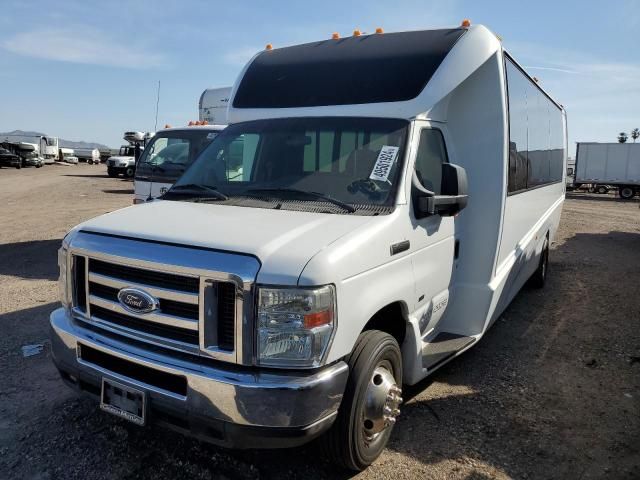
[304,310,333,328]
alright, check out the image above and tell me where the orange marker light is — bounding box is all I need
[202,120,209,125]
[461,19,471,28]
[265,43,273,50]
[164,124,171,129]
[375,27,384,34]
[332,32,340,39]
[188,121,194,126]
[304,310,333,328]
[353,29,361,36]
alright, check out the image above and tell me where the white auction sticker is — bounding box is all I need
[369,146,400,182]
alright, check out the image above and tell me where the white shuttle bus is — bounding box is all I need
[133,125,225,203]
[50,23,566,471]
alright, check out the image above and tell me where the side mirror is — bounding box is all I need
[412,163,469,218]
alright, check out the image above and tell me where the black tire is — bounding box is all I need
[125,167,135,178]
[529,237,549,289]
[619,186,635,200]
[596,185,608,194]
[107,168,117,178]
[15,163,21,169]
[321,330,402,471]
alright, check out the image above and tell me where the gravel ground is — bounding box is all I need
[0,165,639,480]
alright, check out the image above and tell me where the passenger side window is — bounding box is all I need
[415,129,447,194]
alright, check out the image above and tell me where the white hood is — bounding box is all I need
[108,156,134,162]
[77,200,375,284]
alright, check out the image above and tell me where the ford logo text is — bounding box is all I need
[117,288,158,314]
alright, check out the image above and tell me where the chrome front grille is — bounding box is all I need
[70,253,240,361]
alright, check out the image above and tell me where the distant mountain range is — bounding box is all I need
[0,130,111,150]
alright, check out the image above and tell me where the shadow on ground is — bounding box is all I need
[102,189,134,194]
[0,239,60,280]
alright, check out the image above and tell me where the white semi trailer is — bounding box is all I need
[575,142,640,199]
[51,22,566,471]
[199,87,231,125]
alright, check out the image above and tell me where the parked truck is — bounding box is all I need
[106,132,149,177]
[134,124,226,202]
[0,134,58,164]
[199,87,231,125]
[574,142,640,199]
[50,23,566,471]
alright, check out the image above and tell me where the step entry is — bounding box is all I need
[422,332,475,370]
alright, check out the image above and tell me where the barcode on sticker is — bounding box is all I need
[369,146,399,182]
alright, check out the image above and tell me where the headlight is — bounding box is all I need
[58,245,70,310]
[257,285,335,368]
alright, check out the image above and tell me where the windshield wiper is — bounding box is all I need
[167,183,228,200]
[247,188,356,213]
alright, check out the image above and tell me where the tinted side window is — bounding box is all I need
[506,57,564,193]
[415,129,447,194]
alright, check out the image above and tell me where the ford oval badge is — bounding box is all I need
[117,288,158,314]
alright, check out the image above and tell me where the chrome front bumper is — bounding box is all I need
[50,308,348,448]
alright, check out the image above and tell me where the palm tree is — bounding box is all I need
[631,128,640,143]
[618,132,628,143]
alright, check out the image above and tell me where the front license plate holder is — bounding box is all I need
[100,378,146,426]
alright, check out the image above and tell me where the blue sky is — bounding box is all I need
[0,0,638,154]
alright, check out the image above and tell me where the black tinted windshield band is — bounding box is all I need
[233,29,465,108]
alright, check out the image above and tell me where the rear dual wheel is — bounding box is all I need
[322,330,403,471]
[620,186,635,200]
[529,237,549,289]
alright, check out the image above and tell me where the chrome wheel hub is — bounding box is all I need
[363,365,403,443]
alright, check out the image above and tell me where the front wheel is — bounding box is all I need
[321,330,403,471]
[125,167,135,178]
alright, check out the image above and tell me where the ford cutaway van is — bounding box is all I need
[51,22,566,471]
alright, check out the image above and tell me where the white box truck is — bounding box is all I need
[50,23,566,471]
[199,87,231,125]
[575,142,640,199]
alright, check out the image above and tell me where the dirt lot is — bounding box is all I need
[0,165,638,480]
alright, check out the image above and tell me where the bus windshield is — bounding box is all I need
[167,117,409,214]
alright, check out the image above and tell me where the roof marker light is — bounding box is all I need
[332,32,340,39]
[375,27,384,34]
[164,124,171,129]
[353,29,362,36]
[461,19,471,28]
[188,121,195,126]
[265,43,273,50]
